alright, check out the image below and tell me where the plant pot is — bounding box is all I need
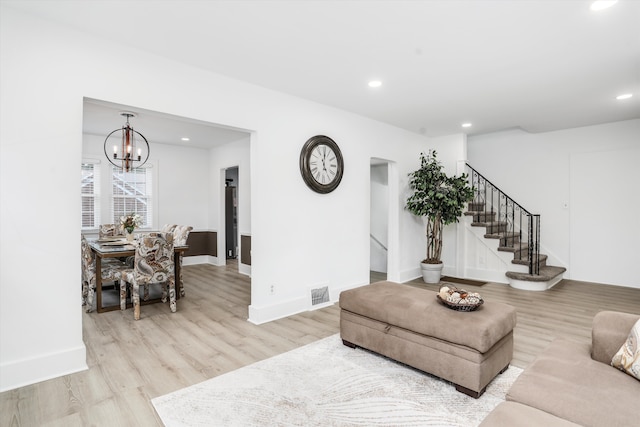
[420,261,443,284]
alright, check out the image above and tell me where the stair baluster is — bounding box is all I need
[466,164,540,276]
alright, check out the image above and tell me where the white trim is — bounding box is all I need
[182,255,217,266]
[238,263,251,277]
[0,345,87,392]
[248,281,367,325]
[508,275,562,291]
[81,157,101,164]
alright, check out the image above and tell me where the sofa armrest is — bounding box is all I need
[591,310,640,364]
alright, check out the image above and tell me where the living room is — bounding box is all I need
[1,1,638,425]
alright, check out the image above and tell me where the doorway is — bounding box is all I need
[370,159,389,282]
[225,167,239,266]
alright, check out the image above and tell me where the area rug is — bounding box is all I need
[152,334,521,427]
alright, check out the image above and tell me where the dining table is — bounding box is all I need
[87,238,188,313]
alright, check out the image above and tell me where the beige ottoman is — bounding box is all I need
[339,281,517,398]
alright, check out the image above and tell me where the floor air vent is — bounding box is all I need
[310,286,330,306]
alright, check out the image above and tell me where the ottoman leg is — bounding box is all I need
[342,339,356,349]
[455,363,510,399]
[455,384,485,399]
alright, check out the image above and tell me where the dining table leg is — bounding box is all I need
[95,255,103,313]
[174,251,181,300]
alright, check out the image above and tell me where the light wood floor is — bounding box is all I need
[2,263,639,426]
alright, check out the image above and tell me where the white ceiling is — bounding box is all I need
[6,0,640,144]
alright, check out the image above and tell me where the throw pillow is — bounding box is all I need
[611,319,640,381]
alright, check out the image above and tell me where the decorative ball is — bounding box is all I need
[447,294,462,303]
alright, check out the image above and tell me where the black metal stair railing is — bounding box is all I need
[465,164,541,275]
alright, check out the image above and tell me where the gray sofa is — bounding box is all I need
[480,310,640,427]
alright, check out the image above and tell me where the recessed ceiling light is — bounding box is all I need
[590,1,618,11]
[368,80,382,88]
[181,137,190,141]
[616,93,633,100]
[462,123,472,128]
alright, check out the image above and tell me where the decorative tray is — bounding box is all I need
[436,285,484,312]
[101,240,128,246]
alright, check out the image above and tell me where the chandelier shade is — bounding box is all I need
[103,111,150,172]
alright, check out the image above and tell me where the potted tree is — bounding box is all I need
[406,150,474,283]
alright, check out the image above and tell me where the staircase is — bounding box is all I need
[464,165,566,291]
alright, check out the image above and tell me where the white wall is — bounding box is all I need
[82,134,211,231]
[0,6,469,390]
[467,119,640,288]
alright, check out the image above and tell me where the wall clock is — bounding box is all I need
[299,135,344,194]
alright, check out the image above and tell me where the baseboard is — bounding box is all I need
[248,296,309,325]
[248,281,367,325]
[0,344,88,392]
[238,263,251,277]
[397,267,421,283]
[461,267,508,284]
[183,255,217,266]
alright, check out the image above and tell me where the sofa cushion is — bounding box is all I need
[611,318,640,381]
[507,338,640,427]
[339,281,517,353]
[591,311,640,364]
[479,402,581,427]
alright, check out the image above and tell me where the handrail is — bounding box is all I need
[465,164,540,275]
[370,233,388,252]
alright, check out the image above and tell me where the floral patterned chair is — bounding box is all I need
[81,235,128,313]
[160,224,177,233]
[119,233,176,320]
[99,223,123,238]
[137,225,178,301]
[172,225,193,298]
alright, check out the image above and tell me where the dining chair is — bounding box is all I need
[172,225,193,298]
[99,223,122,238]
[160,224,177,233]
[139,224,191,301]
[134,225,176,301]
[81,235,128,313]
[119,232,176,320]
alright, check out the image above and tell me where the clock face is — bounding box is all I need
[310,144,339,185]
[300,135,344,193]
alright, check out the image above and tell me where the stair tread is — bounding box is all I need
[498,244,528,253]
[511,254,547,264]
[484,232,520,239]
[506,266,566,282]
[512,254,547,265]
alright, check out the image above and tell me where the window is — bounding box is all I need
[111,166,153,228]
[81,160,100,229]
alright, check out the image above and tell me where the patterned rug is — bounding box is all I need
[152,334,521,427]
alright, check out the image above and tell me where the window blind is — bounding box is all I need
[81,161,101,229]
[111,166,153,228]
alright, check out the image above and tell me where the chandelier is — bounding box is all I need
[103,111,150,172]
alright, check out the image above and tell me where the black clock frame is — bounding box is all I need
[299,135,344,194]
